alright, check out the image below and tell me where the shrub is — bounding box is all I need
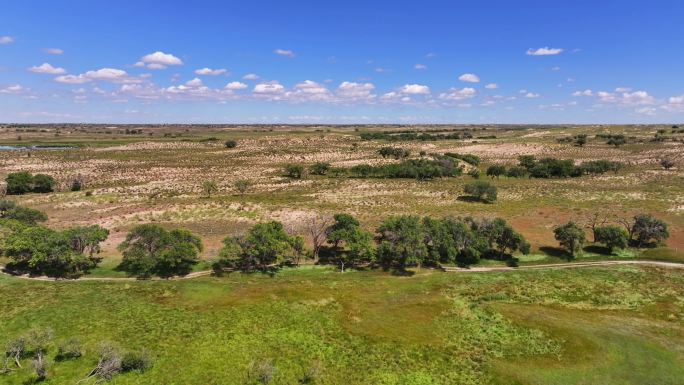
[285,164,304,178]
[0,200,48,224]
[378,146,410,159]
[224,139,237,148]
[121,350,153,373]
[464,181,497,203]
[631,214,669,247]
[5,172,34,195]
[32,174,56,193]
[594,225,629,253]
[486,165,506,178]
[444,152,481,166]
[57,338,84,360]
[309,162,331,175]
[506,166,527,178]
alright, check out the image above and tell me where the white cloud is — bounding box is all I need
[195,67,228,76]
[526,47,564,56]
[635,107,656,115]
[54,74,90,84]
[84,68,128,81]
[254,82,285,94]
[524,92,540,98]
[43,48,63,55]
[29,63,66,74]
[400,84,430,95]
[243,73,260,80]
[615,87,631,92]
[572,89,593,97]
[274,49,295,58]
[438,87,476,101]
[484,83,498,89]
[293,80,328,94]
[594,89,655,106]
[414,64,427,70]
[458,73,480,83]
[551,66,561,71]
[336,81,375,100]
[184,77,203,87]
[225,81,248,90]
[0,36,14,45]
[0,84,23,93]
[139,51,183,69]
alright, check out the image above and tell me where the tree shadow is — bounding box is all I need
[390,269,415,277]
[456,195,484,203]
[539,246,573,261]
[583,245,611,255]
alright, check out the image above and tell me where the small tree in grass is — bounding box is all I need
[234,179,251,195]
[594,225,629,253]
[224,139,238,148]
[553,221,586,258]
[202,180,218,198]
[463,181,497,203]
[631,214,669,247]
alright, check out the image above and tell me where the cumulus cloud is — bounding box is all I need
[484,83,498,89]
[29,63,66,74]
[184,77,203,87]
[43,48,63,55]
[458,73,480,83]
[138,51,183,69]
[400,84,430,95]
[254,82,285,94]
[243,73,260,80]
[414,64,427,70]
[84,68,131,82]
[274,49,295,58]
[526,47,564,56]
[524,92,540,98]
[225,81,248,90]
[0,36,14,45]
[0,84,23,93]
[438,87,476,101]
[195,67,228,76]
[336,81,375,101]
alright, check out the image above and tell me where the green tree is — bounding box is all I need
[202,180,218,198]
[326,213,374,271]
[63,225,110,259]
[631,214,669,247]
[486,165,506,178]
[376,215,427,271]
[230,221,298,271]
[5,172,34,195]
[117,224,203,278]
[463,181,497,203]
[518,155,536,171]
[553,221,586,258]
[594,225,629,253]
[224,139,237,148]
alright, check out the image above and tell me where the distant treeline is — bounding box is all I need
[360,131,474,141]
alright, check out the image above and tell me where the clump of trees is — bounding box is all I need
[515,156,622,178]
[378,146,410,159]
[5,172,56,195]
[349,158,463,180]
[596,133,627,147]
[1,202,109,278]
[117,224,203,278]
[360,131,472,141]
[213,221,304,273]
[463,181,497,203]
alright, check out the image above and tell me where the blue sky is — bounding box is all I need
[1,0,682,124]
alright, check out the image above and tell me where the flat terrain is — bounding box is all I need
[0,124,683,384]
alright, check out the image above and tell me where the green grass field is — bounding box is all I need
[1,265,683,385]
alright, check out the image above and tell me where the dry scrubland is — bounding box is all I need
[0,124,682,265]
[1,124,683,385]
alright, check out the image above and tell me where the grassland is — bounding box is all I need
[1,265,684,384]
[0,123,683,384]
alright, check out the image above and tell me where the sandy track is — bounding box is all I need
[1,260,682,282]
